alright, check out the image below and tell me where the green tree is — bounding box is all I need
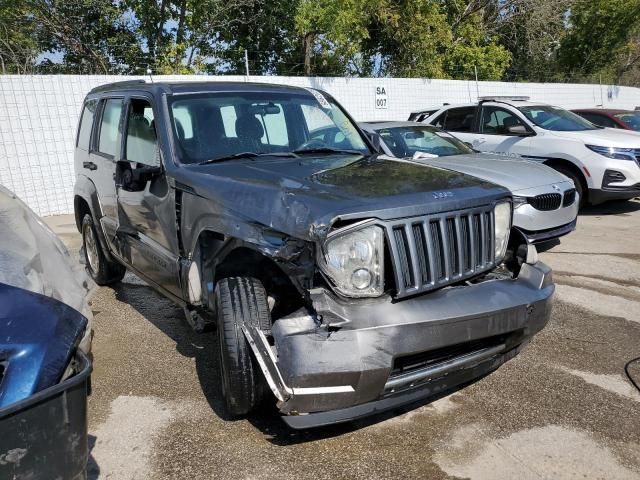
[294,0,511,79]
[0,0,39,73]
[557,0,640,82]
[29,0,141,74]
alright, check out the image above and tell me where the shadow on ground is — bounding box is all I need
[106,274,479,446]
[579,198,640,216]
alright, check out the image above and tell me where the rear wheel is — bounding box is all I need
[215,277,270,416]
[554,166,587,208]
[81,214,125,285]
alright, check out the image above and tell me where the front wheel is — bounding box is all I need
[81,214,125,285]
[215,277,271,416]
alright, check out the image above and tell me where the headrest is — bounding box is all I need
[235,115,264,141]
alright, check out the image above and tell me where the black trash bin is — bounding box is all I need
[0,350,92,480]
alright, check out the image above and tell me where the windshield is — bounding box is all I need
[375,125,473,158]
[615,112,640,131]
[519,105,598,131]
[168,90,370,164]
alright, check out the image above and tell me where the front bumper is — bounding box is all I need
[244,261,554,428]
[512,195,579,235]
[589,184,640,204]
[518,218,577,244]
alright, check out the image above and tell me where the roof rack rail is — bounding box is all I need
[478,95,530,102]
[89,79,147,94]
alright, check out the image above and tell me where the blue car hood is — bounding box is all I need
[0,283,87,408]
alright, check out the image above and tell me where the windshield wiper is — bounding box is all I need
[198,151,298,165]
[293,147,365,156]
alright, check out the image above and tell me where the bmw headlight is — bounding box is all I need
[494,201,512,262]
[586,145,637,161]
[512,195,528,208]
[319,224,384,297]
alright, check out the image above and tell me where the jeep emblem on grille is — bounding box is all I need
[432,191,453,199]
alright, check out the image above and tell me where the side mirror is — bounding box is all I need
[507,125,533,136]
[116,161,162,192]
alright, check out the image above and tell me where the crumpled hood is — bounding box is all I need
[419,153,571,192]
[177,154,509,240]
[548,127,640,147]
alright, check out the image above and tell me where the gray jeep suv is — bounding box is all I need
[73,81,554,428]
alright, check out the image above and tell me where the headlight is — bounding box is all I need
[512,195,528,208]
[586,144,637,161]
[494,201,512,262]
[319,224,384,297]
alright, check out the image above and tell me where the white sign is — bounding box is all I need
[375,86,388,109]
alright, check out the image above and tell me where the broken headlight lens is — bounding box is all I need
[320,224,384,297]
[494,201,512,263]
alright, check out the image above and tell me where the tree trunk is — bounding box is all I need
[303,33,314,76]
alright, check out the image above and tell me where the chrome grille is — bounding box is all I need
[562,188,576,207]
[386,207,495,298]
[528,193,561,211]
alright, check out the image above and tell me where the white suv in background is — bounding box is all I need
[410,97,640,206]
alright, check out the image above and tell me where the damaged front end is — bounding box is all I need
[240,202,554,428]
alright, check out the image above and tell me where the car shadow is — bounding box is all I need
[87,435,99,480]
[108,275,484,444]
[579,199,640,216]
[111,278,234,423]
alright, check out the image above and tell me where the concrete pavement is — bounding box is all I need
[46,199,640,480]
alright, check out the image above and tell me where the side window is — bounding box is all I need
[580,113,617,128]
[125,99,159,167]
[98,98,124,157]
[77,99,97,150]
[442,107,476,132]
[480,106,525,135]
[378,129,404,157]
[431,111,446,128]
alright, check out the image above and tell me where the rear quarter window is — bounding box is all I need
[98,98,124,157]
[76,99,98,151]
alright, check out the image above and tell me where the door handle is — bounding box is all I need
[83,161,98,171]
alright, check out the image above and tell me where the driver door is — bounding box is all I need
[115,96,181,297]
[473,105,532,158]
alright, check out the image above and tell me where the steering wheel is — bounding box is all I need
[296,138,328,150]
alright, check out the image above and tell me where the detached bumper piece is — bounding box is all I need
[245,261,554,429]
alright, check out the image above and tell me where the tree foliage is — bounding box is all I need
[0,0,640,84]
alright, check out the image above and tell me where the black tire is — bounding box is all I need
[215,277,271,417]
[81,214,126,285]
[554,166,587,208]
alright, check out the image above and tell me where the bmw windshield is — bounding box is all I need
[519,105,599,131]
[375,125,473,158]
[168,90,370,164]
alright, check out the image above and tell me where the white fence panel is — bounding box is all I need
[2,74,640,216]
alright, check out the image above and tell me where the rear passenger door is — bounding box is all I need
[432,106,479,146]
[90,97,125,248]
[475,105,532,158]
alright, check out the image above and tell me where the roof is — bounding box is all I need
[572,108,635,115]
[360,121,435,130]
[88,79,314,97]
